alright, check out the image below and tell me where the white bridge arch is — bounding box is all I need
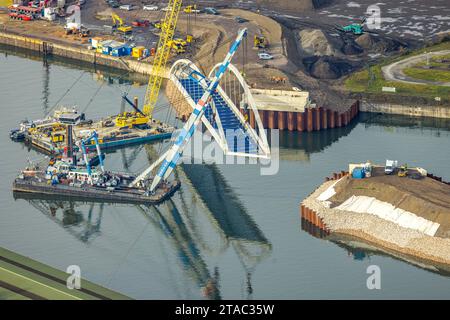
[169,59,270,159]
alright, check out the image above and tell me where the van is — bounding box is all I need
[119,4,132,11]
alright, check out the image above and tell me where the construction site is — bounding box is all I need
[301,162,450,267]
[0,0,449,302]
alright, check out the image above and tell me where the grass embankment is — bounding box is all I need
[403,53,450,82]
[345,41,450,100]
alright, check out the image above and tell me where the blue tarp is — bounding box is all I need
[352,168,366,179]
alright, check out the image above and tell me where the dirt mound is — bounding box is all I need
[355,33,404,53]
[330,173,450,238]
[298,29,336,56]
[304,56,354,79]
[340,40,364,55]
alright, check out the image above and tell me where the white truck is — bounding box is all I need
[385,159,398,175]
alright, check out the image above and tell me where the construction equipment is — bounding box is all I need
[65,23,90,37]
[111,13,132,34]
[335,17,376,36]
[115,94,149,128]
[130,28,248,191]
[132,19,150,27]
[253,35,267,49]
[142,0,183,118]
[168,37,187,54]
[76,131,105,182]
[398,164,408,177]
[183,4,199,14]
[152,21,162,29]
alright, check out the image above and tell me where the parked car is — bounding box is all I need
[119,4,133,11]
[108,0,119,8]
[235,16,248,23]
[258,52,274,60]
[161,6,172,12]
[143,5,158,11]
[204,7,219,15]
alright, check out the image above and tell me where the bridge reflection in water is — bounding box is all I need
[15,158,272,299]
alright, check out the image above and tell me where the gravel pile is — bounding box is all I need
[302,180,450,265]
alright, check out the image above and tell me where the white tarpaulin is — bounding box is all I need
[316,179,342,208]
[336,195,440,237]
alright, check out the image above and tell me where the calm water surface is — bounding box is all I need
[1,48,450,299]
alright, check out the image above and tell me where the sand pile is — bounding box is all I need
[298,29,336,56]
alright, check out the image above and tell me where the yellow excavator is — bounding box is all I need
[254,35,267,49]
[111,13,133,34]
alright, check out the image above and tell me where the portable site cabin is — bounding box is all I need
[97,40,114,54]
[100,40,126,56]
[132,46,145,58]
[111,44,129,57]
[90,37,102,49]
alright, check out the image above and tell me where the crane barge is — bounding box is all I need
[12,29,250,205]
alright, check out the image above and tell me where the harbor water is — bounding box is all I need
[1,48,450,299]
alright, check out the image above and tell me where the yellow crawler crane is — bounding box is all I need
[143,0,183,117]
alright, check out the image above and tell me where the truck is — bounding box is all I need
[384,159,398,175]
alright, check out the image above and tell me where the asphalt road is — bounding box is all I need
[382,50,450,87]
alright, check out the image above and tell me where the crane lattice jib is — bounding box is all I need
[143,0,183,117]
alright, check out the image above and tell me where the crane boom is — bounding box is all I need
[133,29,248,192]
[143,0,183,117]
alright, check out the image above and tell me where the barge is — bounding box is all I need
[11,106,174,155]
[12,160,180,205]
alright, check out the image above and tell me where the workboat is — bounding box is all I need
[10,105,174,154]
[13,127,180,204]
[13,159,180,204]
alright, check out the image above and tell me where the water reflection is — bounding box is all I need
[0,44,148,86]
[301,201,450,278]
[278,112,450,162]
[278,117,359,160]
[14,159,272,299]
[17,194,103,244]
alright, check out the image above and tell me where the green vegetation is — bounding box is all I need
[345,41,450,99]
[403,67,450,83]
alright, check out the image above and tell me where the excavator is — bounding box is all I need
[254,35,267,49]
[111,13,132,34]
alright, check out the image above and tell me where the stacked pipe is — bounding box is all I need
[242,100,360,132]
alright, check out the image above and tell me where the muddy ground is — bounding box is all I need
[2,0,448,110]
